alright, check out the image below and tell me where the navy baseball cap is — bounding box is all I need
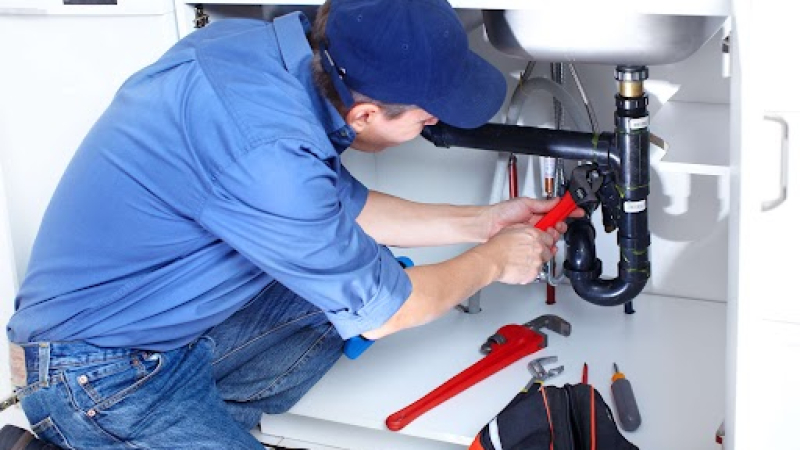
[321,0,506,129]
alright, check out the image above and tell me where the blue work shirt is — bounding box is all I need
[7,13,411,351]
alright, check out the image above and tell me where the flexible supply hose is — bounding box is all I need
[505,77,592,133]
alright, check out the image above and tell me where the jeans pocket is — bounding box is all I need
[66,351,164,412]
[31,417,76,450]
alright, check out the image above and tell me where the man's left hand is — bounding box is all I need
[483,197,584,241]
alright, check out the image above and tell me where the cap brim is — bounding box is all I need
[420,52,506,129]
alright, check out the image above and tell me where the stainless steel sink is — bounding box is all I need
[483,10,727,65]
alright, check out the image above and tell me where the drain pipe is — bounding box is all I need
[563,66,651,306]
[420,123,614,163]
[420,66,652,307]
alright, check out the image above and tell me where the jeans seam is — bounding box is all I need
[79,358,137,404]
[94,353,164,412]
[245,324,335,402]
[47,353,133,369]
[31,417,76,450]
[37,373,139,449]
[211,310,325,367]
[85,416,143,449]
[15,376,61,398]
[59,372,146,449]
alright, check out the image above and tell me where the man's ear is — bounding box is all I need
[346,103,381,133]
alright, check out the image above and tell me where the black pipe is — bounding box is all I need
[419,67,652,307]
[563,217,649,306]
[563,66,651,306]
[563,218,601,276]
[421,122,613,164]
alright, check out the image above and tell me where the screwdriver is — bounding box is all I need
[611,363,641,432]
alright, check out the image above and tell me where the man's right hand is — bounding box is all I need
[471,224,558,285]
[361,223,564,340]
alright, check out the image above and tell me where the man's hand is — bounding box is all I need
[360,197,583,340]
[472,224,558,285]
[362,222,561,340]
[483,197,584,241]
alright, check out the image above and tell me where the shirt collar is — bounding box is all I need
[272,12,356,153]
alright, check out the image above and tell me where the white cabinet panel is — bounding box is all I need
[0,0,173,15]
[0,9,178,280]
[748,112,799,323]
[728,2,800,449]
[0,165,28,428]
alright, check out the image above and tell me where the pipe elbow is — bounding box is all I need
[570,276,647,307]
[564,218,597,271]
[564,218,650,307]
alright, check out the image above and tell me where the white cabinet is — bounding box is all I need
[0,0,179,278]
[0,161,26,429]
[728,1,800,449]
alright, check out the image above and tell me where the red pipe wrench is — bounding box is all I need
[385,315,571,431]
[533,163,601,231]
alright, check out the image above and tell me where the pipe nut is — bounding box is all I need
[563,259,603,280]
[616,95,649,111]
[615,66,649,82]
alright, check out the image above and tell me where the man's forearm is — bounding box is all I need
[361,247,499,340]
[356,190,488,247]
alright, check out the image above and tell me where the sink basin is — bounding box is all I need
[482,10,727,65]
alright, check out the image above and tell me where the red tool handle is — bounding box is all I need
[385,325,546,431]
[533,191,577,231]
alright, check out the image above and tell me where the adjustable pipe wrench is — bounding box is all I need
[385,314,571,431]
[533,163,601,231]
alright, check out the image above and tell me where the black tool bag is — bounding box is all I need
[469,383,639,450]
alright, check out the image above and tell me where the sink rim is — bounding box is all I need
[482,10,728,66]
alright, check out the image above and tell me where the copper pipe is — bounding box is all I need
[507,154,518,199]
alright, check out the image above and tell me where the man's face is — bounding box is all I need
[350,107,439,152]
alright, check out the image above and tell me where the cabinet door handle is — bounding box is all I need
[762,114,790,211]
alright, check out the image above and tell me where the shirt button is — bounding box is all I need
[77,375,88,385]
[86,409,96,418]
[339,130,348,137]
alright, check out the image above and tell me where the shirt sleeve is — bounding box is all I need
[337,160,369,221]
[198,138,410,339]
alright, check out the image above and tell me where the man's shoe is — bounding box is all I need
[0,425,60,450]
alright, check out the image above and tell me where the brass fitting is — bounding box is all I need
[615,66,648,98]
[618,80,644,98]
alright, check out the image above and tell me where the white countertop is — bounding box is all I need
[284,283,727,449]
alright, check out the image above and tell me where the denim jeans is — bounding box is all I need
[15,281,344,449]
